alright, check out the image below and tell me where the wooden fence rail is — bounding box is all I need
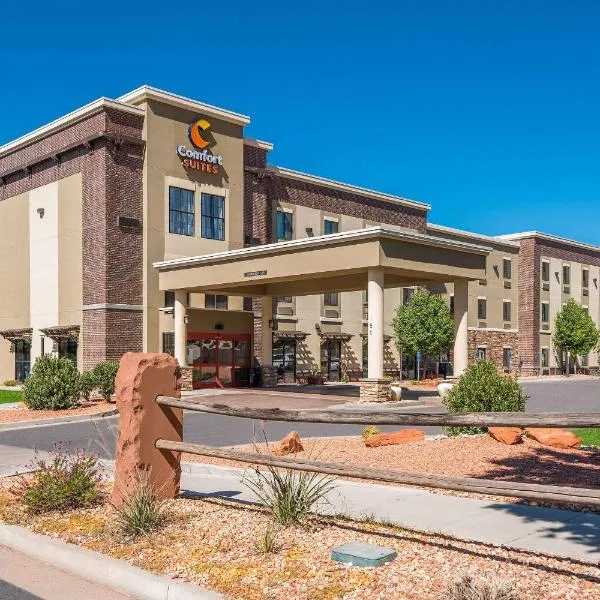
[153,396,600,508]
[155,397,600,428]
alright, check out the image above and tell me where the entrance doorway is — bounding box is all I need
[14,340,31,382]
[187,333,251,388]
[273,339,297,382]
[321,340,341,381]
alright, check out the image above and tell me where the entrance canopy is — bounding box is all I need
[154,226,490,296]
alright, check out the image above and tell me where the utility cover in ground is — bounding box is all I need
[331,541,397,567]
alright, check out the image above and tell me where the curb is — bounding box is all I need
[0,408,118,432]
[0,523,225,600]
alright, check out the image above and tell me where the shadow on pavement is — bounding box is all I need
[0,580,44,600]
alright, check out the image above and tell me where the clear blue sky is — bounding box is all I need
[2,1,599,243]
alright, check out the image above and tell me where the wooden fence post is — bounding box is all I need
[111,353,183,506]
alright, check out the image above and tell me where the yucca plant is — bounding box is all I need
[114,471,166,537]
[243,466,336,526]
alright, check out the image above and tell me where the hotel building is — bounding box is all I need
[1,86,598,391]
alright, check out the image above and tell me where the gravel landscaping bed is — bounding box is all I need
[0,483,598,600]
[0,400,115,424]
[183,435,600,510]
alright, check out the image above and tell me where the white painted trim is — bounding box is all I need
[468,327,519,333]
[244,138,274,151]
[82,303,144,311]
[270,166,431,211]
[497,231,600,255]
[319,317,343,324]
[324,216,340,223]
[428,223,520,248]
[0,99,144,158]
[274,315,298,323]
[154,226,492,270]
[117,86,250,126]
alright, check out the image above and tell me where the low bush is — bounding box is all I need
[115,470,166,537]
[445,573,518,600]
[78,371,96,401]
[443,360,527,436]
[243,466,336,526]
[361,425,379,440]
[22,356,81,410]
[92,361,119,400]
[3,379,18,387]
[17,446,103,514]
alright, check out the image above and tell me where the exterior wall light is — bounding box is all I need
[37,207,45,219]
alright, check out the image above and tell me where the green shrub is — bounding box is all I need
[361,425,379,440]
[243,466,336,526]
[3,379,18,387]
[22,356,81,410]
[78,371,96,401]
[18,446,103,514]
[443,360,527,436]
[340,371,350,383]
[92,361,119,400]
[115,470,166,537]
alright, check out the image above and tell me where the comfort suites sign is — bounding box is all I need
[177,118,223,175]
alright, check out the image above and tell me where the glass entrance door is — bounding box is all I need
[321,340,341,382]
[272,340,297,382]
[14,340,31,382]
[187,333,251,388]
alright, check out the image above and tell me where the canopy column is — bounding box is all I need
[453,279,469,376]
[259,296,277,387]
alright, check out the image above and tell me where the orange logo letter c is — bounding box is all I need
[188,119,210,149]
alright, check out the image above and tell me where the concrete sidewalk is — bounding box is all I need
[0,544,132,600]
[180,463,600,563]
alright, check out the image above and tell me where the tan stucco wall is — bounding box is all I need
[142,99,246,353]
[0,192,30,380]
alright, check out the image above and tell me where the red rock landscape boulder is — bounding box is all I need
[525,427,581,449]
[488,427,523,445]
[365,429,425,448]
[272,431,304,455]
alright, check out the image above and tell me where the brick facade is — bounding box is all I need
[0,106,145,370]
[468,330,519,374]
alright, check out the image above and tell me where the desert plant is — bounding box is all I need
[254,525,281,554]
[340,371,350,383]
[17,445,103,514]
[22,355,81,410]
[3,379,18,387]
[361,425,379,440]
[443,360,527,436]
[445,573,519,600]
[309,364,320,375]
[243,466,336,526]
[114,470,166,537]
[78,371,96,401]
[91,361,119,400]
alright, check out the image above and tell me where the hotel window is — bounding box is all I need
[477,298,487,320]
[323,218,339,235]
[449,295,454,317]
[503,300,511,322]
[201,193,225,240]
[205,294,228,310]
[403,288,414,305]
[503,258,512,280]
[162,332,175,356]
[277,296,293,303]
[541,348,549,368]
[168,186,194,236]
[164,291,175,308]
[541,261,550,282]
[502,347,512,370]
[541,301,550,323]
[324,292,339,306]
[276,209,293,240]
[582,354,589,367]
[475,347,486,361]
[583,268,589,288]
[562,264,570,285]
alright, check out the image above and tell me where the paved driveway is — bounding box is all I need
[0,378,597,473]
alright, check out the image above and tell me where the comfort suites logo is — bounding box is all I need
[176,117,223,175]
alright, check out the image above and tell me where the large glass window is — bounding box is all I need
[14,340,31,382]
[503,347,512,370]
[583,268,589,288]
[324,292,339,306]
[276,210,293,240]
[562,264,570,285]
[541,302,550,323]
[58,340,78,362]
[541,348,550,367]
[323,219,339,235]
[169,186,195,236]
[403,288,414,305]
[201,193,225,240]
[273,340,297,382]
[205,294,228,310]
[162,332,175,356]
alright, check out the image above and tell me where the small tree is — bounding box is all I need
[392,289,454,379]
[552,299,599,375]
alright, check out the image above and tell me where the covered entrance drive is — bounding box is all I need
[155,226,490,398]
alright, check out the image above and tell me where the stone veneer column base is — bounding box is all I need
[359,378,392,402]
[179,367,193,391]
[259,365,278,387]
